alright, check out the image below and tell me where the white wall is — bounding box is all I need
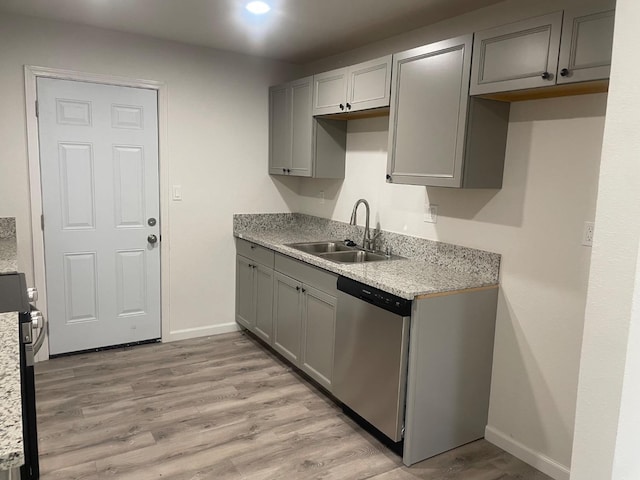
[571,0,640,478]
[297,0,609,477]
[0,13,300,340]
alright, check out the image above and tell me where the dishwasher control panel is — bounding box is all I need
[337,276,411,316]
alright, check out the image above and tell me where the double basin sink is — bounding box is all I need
[286,241,403,264]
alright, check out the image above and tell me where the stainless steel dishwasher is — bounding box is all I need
[334,276,412,442]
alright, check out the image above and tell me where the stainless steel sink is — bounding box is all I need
[287,240,404,264]
[319,250,389,263]
[287,241,353,254]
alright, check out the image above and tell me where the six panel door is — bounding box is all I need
[38,77,161,355]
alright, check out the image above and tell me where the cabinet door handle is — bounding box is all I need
[560,68,570,77]
[250,245,256,250]
[301,288,306,293]
[282,168,286,173]
[287,169,291,173]
[346,103,351,110]
[386,174,392,181]
[295,286,300,291]
[541,71,552,80]
[339,103,344,110]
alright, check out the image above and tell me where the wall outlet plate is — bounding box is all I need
[172,185,182,201]
[582,221,595,246]
[424,204,438,223]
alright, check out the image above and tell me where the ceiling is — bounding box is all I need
[0,0,505,64]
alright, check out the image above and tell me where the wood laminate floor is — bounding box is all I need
[35,332,552,480]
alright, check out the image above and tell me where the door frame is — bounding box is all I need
[24,65,170,360]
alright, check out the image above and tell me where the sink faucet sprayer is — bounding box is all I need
[349,199,372,251]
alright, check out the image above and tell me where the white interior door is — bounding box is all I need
[37,78,161,355]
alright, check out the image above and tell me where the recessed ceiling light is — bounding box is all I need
[245,1,271,15]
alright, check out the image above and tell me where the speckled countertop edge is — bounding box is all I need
[234,214,500,300]
[0,311,24,470]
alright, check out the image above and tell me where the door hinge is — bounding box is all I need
[35,100,39,118]
[40,214,44,231]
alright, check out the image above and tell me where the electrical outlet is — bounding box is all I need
[424,204,438,223]
[582,221,595,246]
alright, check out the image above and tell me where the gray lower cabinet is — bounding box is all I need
[272,255,338,390]
[300,285,336,390]
[471,4,615,95]
[273,271,303,363]
[387,34,510,188]
[235,239,275,344]
[269,77,347,178]
[272,270,337,390]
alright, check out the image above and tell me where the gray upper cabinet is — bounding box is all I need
[313,55,392,115]
[387,35,510,188]
[470,12,563,95]
[556,6,615,84]
[269,76,346,178]
[268,83,291,175]
[312,68,348,116]
[269,77,312,177]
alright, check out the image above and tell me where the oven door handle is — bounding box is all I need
[32,318,47,355]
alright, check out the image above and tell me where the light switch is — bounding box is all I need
[172,185,182,201]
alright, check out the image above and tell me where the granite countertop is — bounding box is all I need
[0,238,18,274]
[0,311,24,470]
[234,213,500,300]
[0,217,25,470]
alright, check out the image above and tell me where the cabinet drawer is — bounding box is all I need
[275,254,337,295]
[236,238,274,268]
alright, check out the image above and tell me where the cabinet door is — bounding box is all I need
[470,12,563,95]
[387,35,472,188]
[273,272,302,365]
[556,7,615,85]
[235,255,255,330]
[253,263,274,344]
[301,285,336,391]
[347,55,392,112]
[268,83,291,175]
[290,77,313,177]
[313,68,348,116]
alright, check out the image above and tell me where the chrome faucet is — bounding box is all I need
[350,199,372,251]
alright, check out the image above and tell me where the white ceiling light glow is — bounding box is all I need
[245,1,271,15]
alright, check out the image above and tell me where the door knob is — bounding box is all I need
[541,71,552,80]
[560,68,570,77]
[147,234,158,244]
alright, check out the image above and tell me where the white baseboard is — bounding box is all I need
[485,425,570,480]
[165,322,240,342]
